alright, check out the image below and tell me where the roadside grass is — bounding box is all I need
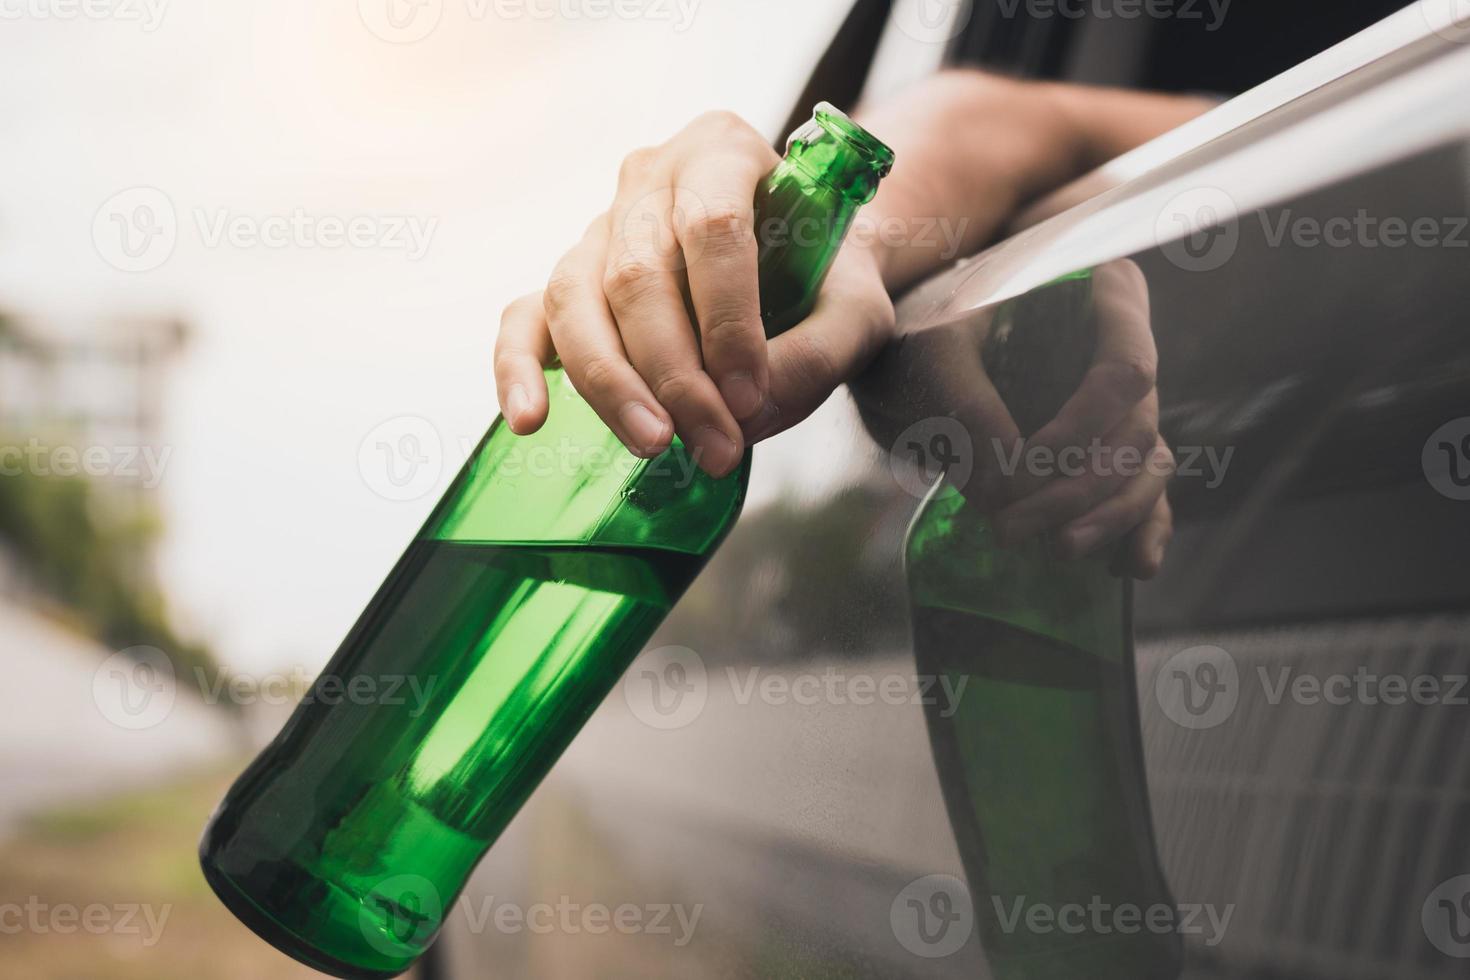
[0,763,325,980]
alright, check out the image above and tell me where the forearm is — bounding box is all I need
[855,71,1214,292]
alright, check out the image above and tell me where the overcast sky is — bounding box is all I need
[0,0,887,673]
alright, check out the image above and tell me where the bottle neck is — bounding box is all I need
[753,103,893,338]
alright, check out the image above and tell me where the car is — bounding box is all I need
[439,3,1470,977]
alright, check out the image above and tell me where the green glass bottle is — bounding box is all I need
[904,272,1182,979]
[199,104,892,980]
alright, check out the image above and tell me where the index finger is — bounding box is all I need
[673,128,781,422]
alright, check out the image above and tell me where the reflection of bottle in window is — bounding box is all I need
[904,272,1182,979]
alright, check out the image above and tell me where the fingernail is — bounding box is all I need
[619,402,670,456]
[1067,523,1104,556]
[1151,540,1167,570]
[506,384,531,430]
[692,425,740,476]
[718,372,763,421]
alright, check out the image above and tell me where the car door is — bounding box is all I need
[440,6,1470,978]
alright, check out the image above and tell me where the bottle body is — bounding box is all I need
[201,103,893,979]
[903,272,1181,979]
[201,377,744,978]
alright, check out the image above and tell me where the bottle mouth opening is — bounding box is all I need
[813,102,895,176]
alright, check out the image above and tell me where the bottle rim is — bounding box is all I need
[813,101,895,176]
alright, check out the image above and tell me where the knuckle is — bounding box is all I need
[542,270,581,319]
[693,109,747,134]
[601,258,661,305]
[649,371,701,410]
[687,202,754,252]
[699,302,758,351]
[617,147,660,185]
[576,354,623,399]
[1104,353,1157,399]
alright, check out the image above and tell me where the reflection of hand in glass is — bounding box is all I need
[987,261,1173,578]
[856,260,1173,579]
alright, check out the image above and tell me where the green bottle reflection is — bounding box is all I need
[905,273,1182,979]
[199,104,893,979]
